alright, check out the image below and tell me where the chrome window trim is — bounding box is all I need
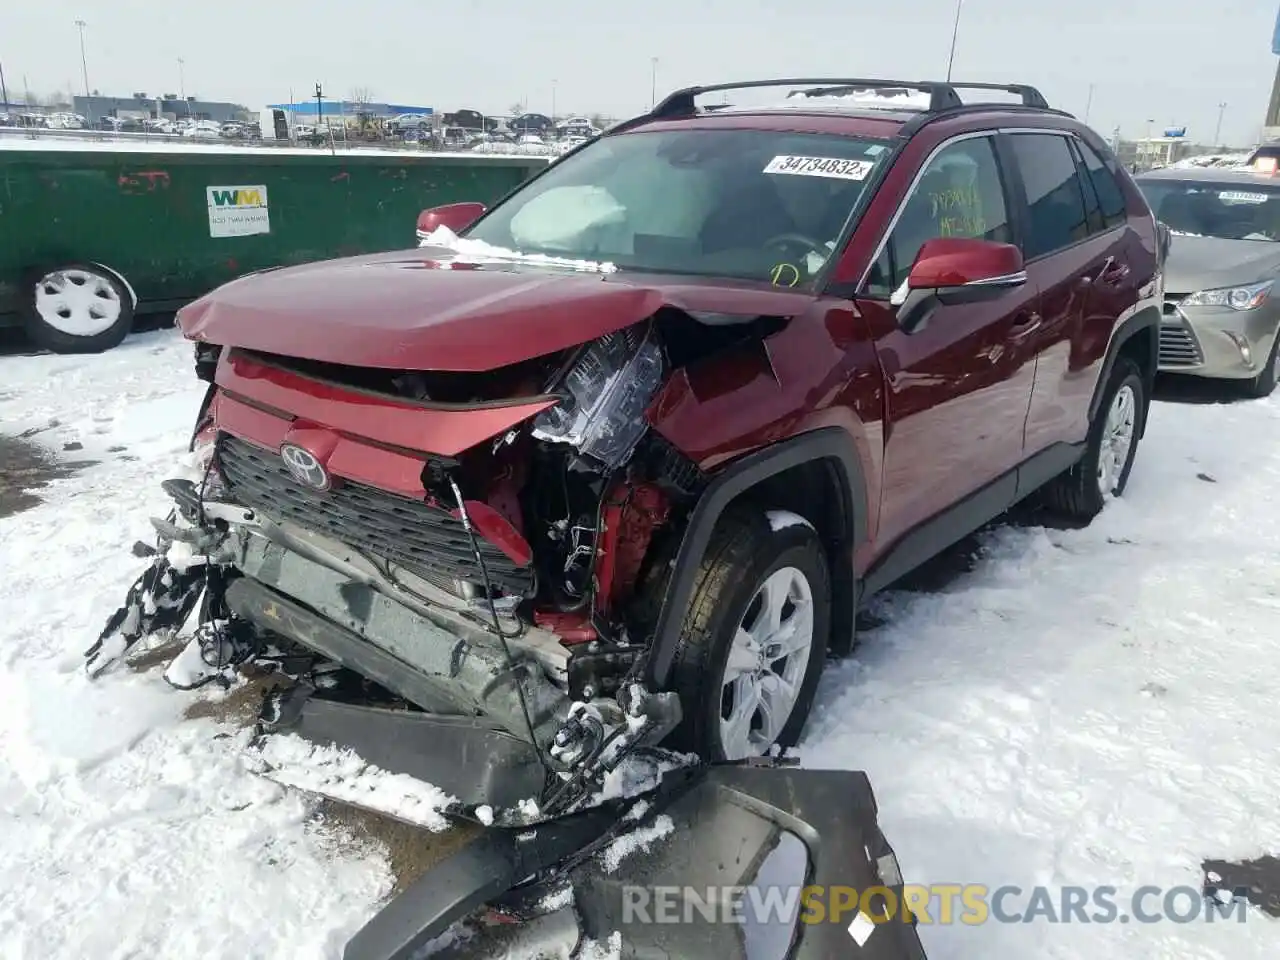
[857,125,1081,293]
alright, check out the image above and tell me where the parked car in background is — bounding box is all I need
[510,112,554,136]
[182,121,222,139]
[1247,140,1280,174]
[556,117,601,139]
[1136,166,1280,395]
[45,112,86,130]
[386,113,433,137]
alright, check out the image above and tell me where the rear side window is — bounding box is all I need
[1071,140,1105,234]
[1076,140,1127,229]
[1009,133,1090,258]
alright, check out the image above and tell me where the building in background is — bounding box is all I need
[265,100,433,124]
[72,93,246,125]
[1265,5,1280,142]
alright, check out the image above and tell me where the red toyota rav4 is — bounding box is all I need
[92,78,1162,820]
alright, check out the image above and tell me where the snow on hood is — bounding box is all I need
[417,224,619,274]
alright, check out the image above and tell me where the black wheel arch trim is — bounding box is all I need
[1088,306,1159,431]
[645,426,867,688]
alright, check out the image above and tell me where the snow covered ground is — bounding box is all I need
[2,327,1279,958]
[0,132,555,162]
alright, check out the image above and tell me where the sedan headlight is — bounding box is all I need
[532,325,665,471]
[1182,280,1272,311]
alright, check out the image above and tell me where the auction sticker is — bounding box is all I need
[1218,191,1270,204]
[764,155,874,180]
[206,184,271,237]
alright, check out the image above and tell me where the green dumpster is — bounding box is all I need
[0,140,551,352]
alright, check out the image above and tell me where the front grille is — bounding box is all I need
[1158,321,1204,369]
[216,434,534,595]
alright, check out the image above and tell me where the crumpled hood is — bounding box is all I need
[1164,235,1280,295]
[178,247,815,372]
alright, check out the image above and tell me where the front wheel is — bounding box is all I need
[24,263,133,354]
[666,508,831,761]
[1246,329,1280,399]
[1042,356,1146,521]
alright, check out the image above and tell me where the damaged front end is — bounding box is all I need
[88,323,713,824]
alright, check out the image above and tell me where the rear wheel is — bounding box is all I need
[667,508,831,760]
[24,263,133,354]
[1042,356,1145,521]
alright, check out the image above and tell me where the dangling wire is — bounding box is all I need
[448,477,556,782]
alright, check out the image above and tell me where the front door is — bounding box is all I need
[858,134,1040,568]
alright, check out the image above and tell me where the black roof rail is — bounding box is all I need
[651,78,966,116]
[605,78,1064,143]
[944,82,1049,109]
[650,78,1055,119]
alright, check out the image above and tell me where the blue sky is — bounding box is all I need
[5,0,1277,145]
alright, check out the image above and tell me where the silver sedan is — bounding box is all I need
[1136,167,1280,397]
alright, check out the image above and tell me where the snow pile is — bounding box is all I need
[577,931,623,959]
[1170,153,1250,170]
[0,131,556,163]
[247,733,455,832]
[5,324,1280,958]
[469,140,562,157]
[0,331,392,957]
[418,224,619,274]
[599,814,675,873]
[777,87,933,111]
[801,394,1280,958]
[592,749,693,806]
[537,884,575,913]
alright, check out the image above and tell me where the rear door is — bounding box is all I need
[859,133,1040,561]
[1002,131,1137,469]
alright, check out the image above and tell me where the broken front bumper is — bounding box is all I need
[211,508,679,818]
[345,765,929,960]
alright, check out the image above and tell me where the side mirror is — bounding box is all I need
[893,237,1026,333]
[1156,221,1172,266]
[416,202,486,240]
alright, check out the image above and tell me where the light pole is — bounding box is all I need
[551,79,557,122]
[650,57,658,108]
[178,58,185,100]
[945,0,964,82]
[74,19,90,98]
[1214,101,1227,146]
[1084,83,1095,125]
[0,59,9,114]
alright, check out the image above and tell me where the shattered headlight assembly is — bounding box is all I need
[1182,280,1272,311]
[532,325,665,471]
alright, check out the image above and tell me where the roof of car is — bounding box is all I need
[1135,166,1280,186]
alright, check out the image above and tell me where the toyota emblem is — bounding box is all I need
[280,443,331,490]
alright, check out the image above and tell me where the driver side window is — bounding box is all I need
[865,136,1012,299]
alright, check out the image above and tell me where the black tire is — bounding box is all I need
[1042,356,1146,521]
[23,263,133,354]
[1246,330,1280,399]
[666,508,831,760]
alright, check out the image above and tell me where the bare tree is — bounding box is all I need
[509,101,525,117]
[349,86,374,107]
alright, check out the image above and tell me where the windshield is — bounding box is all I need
[1138,179,1280,241]
[464,128,891,286]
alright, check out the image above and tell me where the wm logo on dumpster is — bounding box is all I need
[209,187,267,208]
[206,184,271,238]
